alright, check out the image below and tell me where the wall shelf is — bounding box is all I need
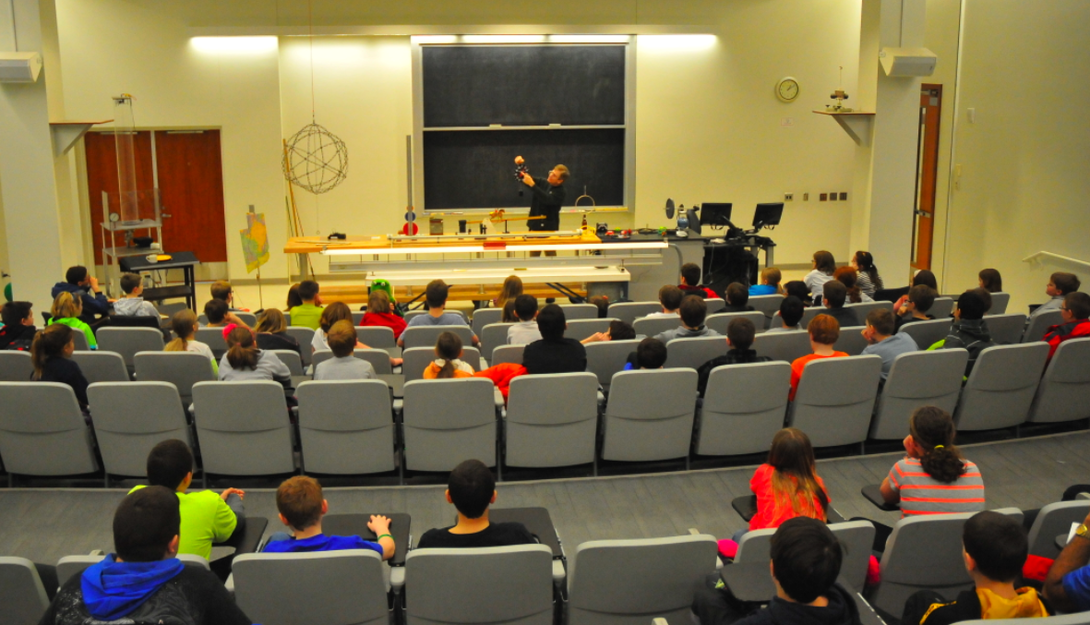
[50,119,112,156]
[813,110,875,147]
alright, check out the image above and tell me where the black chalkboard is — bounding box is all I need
[422,45,626,127]
[423,129,624,210]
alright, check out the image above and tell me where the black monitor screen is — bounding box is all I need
[753,202,784,229]
[700,203,733,227]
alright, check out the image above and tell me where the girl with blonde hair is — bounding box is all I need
[164,309,218,374]
[48,291,97,349]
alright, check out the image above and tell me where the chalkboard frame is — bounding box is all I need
[411,39,635,214]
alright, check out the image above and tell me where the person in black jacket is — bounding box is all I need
[692,517,862,625]
[514,155,568,232]
[50,265,112,323]
[821,281,860,328]
[696,318,771,397]
[0,301,36,351]
[31,323,89,412]
[522,304,587,374]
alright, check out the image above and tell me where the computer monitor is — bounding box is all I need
[700,203,733,228]
[752,202,784,229]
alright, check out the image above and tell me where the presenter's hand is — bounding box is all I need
[521,175,535,188]
[514,155,525,165]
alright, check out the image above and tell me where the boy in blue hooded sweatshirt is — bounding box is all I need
[39,486,249,625]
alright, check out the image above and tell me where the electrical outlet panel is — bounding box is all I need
[784,193,794,201]
[803,193,809,201]
[839,192,848,201]
[829,192,838,202]
[819,193,828,202]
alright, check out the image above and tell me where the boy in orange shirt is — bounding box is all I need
[789,314,847,400]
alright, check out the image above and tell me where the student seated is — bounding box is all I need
[210,279,247,311]
[853,251,883,297]
[254,308,302,356]
[113,273,160,317]
[804,250,837,304]
[286,282,303,309]
[400,279,479,347]
[1043,292,1090,359]
[424,331,475,378]
[312,301,356,354]
[32,323,89,411]
[654,295,722,342]
[360,289,407,340]
[835,266,872,303]
[507,294,542,345]
[696,318,772,397]
[416,459,536,548]
[1044,506,1090,613]
[749,429,829,532]
[588,294,611,318]
[289,279,324,330]
[315,320,376,380]
[937,289,995,376]
[39,486,250,625]
[821,281,860,328]
[784,280,813,306]
[895,284,938,332]
[767,296,805,333]
[203,298,247,329]
[264,476,394,559]
[692,517,855,625]
[903,511,1047,625]
[131,440,247,580]
[861,308,919,380]
[522,304,587,374]
[51,265,112,323]
[749,267,783,296]
[679,262,718,299]
[645,284,683,318]
[978,268,1003,294]
[494,274,523,310]
[789,315,847,401]
[218,326,293,395]
[48,291,97,349]
[582,319,636,344]
[1029,272,1080,326]
[723,282,756,313]
[894,270,940,312]
[164,310,217,375]
[0,301,36,351]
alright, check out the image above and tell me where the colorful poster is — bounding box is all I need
[240,212,270,274]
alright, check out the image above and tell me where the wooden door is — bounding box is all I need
[154,130,227,263]
[911,85,943,271]
[84,131,154,265]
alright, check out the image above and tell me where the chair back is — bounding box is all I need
[354,348,394,375]
[602,369,697,462]
[870,349,968,440]
[565,318,614,341]
[1027,500,1090,559]
[899,318,953,350]
[234,550,389,625]
[87,381,190,478]
[269,350,305,376]
[786,355,882,447]
[506,373,598,468]
[355,325,396,348]
[96,327,165,368]
[351,310,364,325]
[71,350,130,383]
[845,300,893,322]
[987,313,1028,344]
[799,306,824,329]
[1028,337,1090,424]
[70,330,89,351]
[748,295,784,324]
[402,346,481,382]
[833,326,870,356]
[402,378,497,471]
[633,316,681,339]
[705,312,766,335]
[491,344,524,366]
[732,521,875,592]
[752,330,811,363]
[55,554,209,587]
[567,535,718,625]
[0,350,33,381]
[133,351,216,405]
[871,508,1023,616]
[0,556,50,625]
[401,325,474,350]
[1024,309,1065,343]
[285,327,316,365]
[987,292,1011,315]
[705,298,726,313]
[696,362,790,456]
[405,545,554,625]
[481,322,515,361]
[664,336,727,370]
[192,380,295,477]
[195,327,229,359]
[929,297,955,319]
[560,303,600,320]
[296,380,396,475]
[585,339,641,392]
[405,309,467,324]
[472,307,504,336]
[607,301,662,325]
[954,342,1049,431]
[0,382,98,477]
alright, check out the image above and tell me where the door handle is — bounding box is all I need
[914,209,931,218]
[162,213,172,219]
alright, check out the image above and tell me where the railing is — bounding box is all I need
[1022,251,1090,271]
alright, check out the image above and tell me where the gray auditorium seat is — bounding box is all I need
[0,351,32,381]
[634,316,683,339]
[869,349,968,440]
[601,369,698,466]
[706,312,766,335]
[786,355,882,448]
[1027,337,1090,424]
[506,373,598,471]
[402,378,498,473]
[296,380,396,476]
[585,339,641,392]
[986,292,1010,315]
[191,380,295,482]
[311,349,393,375]
[953,342,1049,431]
[1026,500,1090,559]
[833,326,870,356]
[695,361,791,456]
[71,350,129,383]
[133,351,216,406]
[665,336,727,370]
[96,326,165,370]
[565,318,614,342]
[607,301,662,325]
[401,325,475,350]
[0,556,50,625]
[752,330,811,363]
[481,322,515,361]
[0,382,99,486]
[898,318,953,350]
[986,313,1028,344]
[490,344,524,366]
[355,325,396,348]
[1023,309,1064,343]
[401,346,481,382]
[471,307,504,337]
[88,381,191,481]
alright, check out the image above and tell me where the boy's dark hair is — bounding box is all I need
[609,320,636,341]
[726,283,749,307]
[425,279,449,309]
[770,517,842,604]
[1053,272,1081,295]
[65,266,88,285]
[147,439,194,490]
[913,270,938,290]
[784,281,811,303]
[963,511,1027,583]
[659,285,683,311]
[908,284,937,313]
[978,268,1002,293]
[327,320,357,358]
[204,298,229,324]
[823,281,847,309]
[114,486,181,563]
[536,304,566,340]
[956,289,988,320]
[680,263,702,287]
[588,295,610,318]
[513,294,538,322]
[780,296,805,327]
[636,338,668,369]
[298,280,320,302]
[727,318,756,350]
[866,308,895,336]
[1066,292,1090,320]
[210,280,232,302]
[679,295,708,328]
[974,288,993,314]
[120,273,142,295]
[448,459,495,519]
[1,301,32,327]
[276,476,324,531]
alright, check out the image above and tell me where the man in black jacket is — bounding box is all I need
[514,156,568,232]
[692,517,862,625]
[696,317,771,397]
[51,266,112,323]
